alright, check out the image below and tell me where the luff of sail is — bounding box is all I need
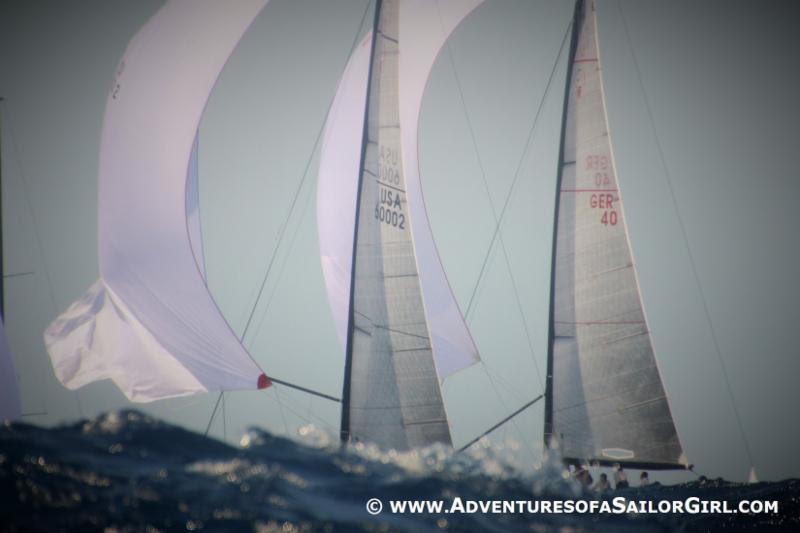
[546,0,686,468]
[43,0,272,403]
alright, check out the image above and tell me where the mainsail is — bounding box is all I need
[43,0,271,403]
[545,0,686,468]
[318,0,483,450]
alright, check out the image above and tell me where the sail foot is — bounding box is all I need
[44,279,208,403]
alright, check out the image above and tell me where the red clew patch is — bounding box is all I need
[257,374,272,389]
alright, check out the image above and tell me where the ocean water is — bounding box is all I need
[0,411,796,532]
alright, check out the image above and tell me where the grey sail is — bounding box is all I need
[545,0,686,469]
[341,0,452,450]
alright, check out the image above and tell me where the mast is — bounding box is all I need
[544,0,583,452]
[0,97,4,319]
[340,0,383,443]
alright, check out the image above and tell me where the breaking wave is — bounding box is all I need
[0,410,796,531]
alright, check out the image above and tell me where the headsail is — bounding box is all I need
[318,0,482,450]
[44,0,271,403]
[545,0,686,468]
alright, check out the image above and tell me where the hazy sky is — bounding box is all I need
[1,0,798,483]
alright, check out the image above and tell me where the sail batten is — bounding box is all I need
[546,0,685,468]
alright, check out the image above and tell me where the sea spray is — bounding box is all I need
[0,411,795,531]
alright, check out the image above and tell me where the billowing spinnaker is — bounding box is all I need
[317,0,483,383]
[397,0,484,379]
[44,0,270,403]
[548,0,685,467]
[187,133,206,279]
[317,34,371,360]
[0,319,21,421]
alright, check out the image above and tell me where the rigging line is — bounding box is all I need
[204,391,224,436]
[262,386,333,432]
[458,393,544,453]
[202,0,373,434]
[283,387,339,434]
[270,377,341,403]
[480,361,530,406]
[273,385,290,437]
[461,19,574,321]
[245,171,314,348]
[222,391,227,442]
[0,101,59,315]
[434,4,549,390]
[617,0,755,471]
[1,99,62,418]
[238,0,373,346]
[478,361,537,459]
[3,271,35,278]
[300,394,339,434]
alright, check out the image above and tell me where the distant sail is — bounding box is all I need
[0,319,21,421]
[44,0,271,403]
[545,0,686,468]
[318,0,482,450]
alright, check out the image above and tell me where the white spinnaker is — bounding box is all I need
[186,133,206,279]
[44,0,270,403]
[0,319,21,421]
[317,34,371,360]
[398,0,483,379]
[317,0,483,380]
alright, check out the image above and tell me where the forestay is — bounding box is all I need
[317,0,483,450]
[44,0,271,403]
[547,0,686,468]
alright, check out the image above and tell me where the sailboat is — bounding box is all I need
[317,0,693,466]
[36,0,693,467]
[43,0,274,402]
[0,98,23,422]
[317,0,484,450]
[543,0,687,470]
[40,0,489,450]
